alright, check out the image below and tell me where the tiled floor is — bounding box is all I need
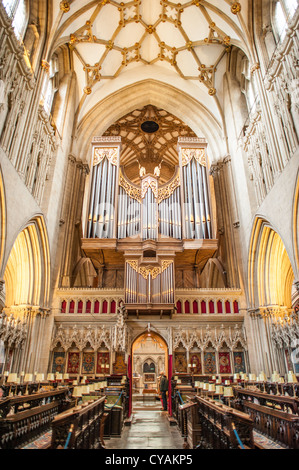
[105,409,185,450]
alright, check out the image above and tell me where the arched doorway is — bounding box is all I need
[129,331,170,415]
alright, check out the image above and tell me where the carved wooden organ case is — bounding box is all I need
[84,137,216,310]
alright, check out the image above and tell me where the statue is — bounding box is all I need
[137,160,146,177]
[154,160,163,178]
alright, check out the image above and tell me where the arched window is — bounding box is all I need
[3,0,28,40]
[240,57,258,114]
[273,0,298,43]
[42,56,59,115]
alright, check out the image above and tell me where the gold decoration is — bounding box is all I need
[126,260,173,280]
[208,87,216,96]
[141,176,158,199]
[93,147,118,166]
[66,2,237,96]
[127,260,138,271]
[181,148,206,167]
[60,1,70,13]
[119,172,142,203]
[158,175,180,204]
[41,60,50,72]
[250,63,260,74]
[84,87,92,95]
[139,266,161,280]
[231,2,241,14]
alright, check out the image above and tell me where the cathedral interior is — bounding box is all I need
[0,0,298,452]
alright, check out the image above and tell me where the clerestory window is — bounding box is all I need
[3,0,27,40]
[273,0,298,43]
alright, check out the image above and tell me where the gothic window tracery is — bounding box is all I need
[3,0,28,40]
[272,0,298,43]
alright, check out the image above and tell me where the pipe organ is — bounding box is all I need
[84,136,216,311]
[125,260,174,304]
[87,139,121,239]
[180,146,212,239]
[86,137,212,242]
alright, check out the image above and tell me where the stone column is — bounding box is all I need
[210,160,240,288]
[59,155,90,287]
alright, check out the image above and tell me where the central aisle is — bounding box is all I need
[105,410,185,449]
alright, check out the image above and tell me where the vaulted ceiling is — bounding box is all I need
[49,1,251,127]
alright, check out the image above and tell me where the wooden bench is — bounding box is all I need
[0,388,72,449]
[190,396,254,449]
[234,387,299,449]
[50,396,106,449]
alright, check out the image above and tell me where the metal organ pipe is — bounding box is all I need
[201,165,212,238]
[91,162,102,238]
[87,162,98,238]
[191,159,201,239]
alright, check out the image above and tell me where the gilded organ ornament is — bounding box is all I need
[93,147,118,166]
[126,260,174,280]
[181,148,206,167]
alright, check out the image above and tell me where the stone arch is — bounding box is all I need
[293,169,299,276]
[0,165,6,277]
[74,79,227,164]
[3,215,50,308]
[248,217,294,310]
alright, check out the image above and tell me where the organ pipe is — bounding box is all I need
[87,142,212,242]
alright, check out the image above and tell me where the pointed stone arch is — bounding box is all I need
[248,217,294,310]
[3,215,50,309]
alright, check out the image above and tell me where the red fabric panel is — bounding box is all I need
[128,355,132,418]
[111,300,116,313]
[78,301,83,313]
[67,352,80,374]
[209,300,215,314]
[86,300,91,313]
[168,355,173,416]
[201,300,206,314]
[102,300,108,313]
[94,300,99,313]
[217,300,223,313]
[225,300,231,313]
[193,301,198,314]
[69,300,75,313]
[219,352,231,373]
[233,300,239,313]
[176,301,182,313]
[96,352,109,374]
[185,301,190,313]
[61,301,66,313]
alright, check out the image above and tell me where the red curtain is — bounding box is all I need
[168,355,173,416]
[128,355,132,417]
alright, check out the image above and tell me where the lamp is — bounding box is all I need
[7,374,18,396]
[36,373,44,391]
[223,386,234,407]
[287,371,297,396]
[208,383,216,398]
[7,373,18,383]
[73,386,83,406]
[63,374,69,381]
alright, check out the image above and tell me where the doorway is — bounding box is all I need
[130,331,169,412]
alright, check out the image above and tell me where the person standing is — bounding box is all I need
[159,372,168,411]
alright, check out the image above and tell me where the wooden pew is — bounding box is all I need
[50,396,106,449]
[0,388,72,449]
[192,396,254,449]
[233,387,299,449]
